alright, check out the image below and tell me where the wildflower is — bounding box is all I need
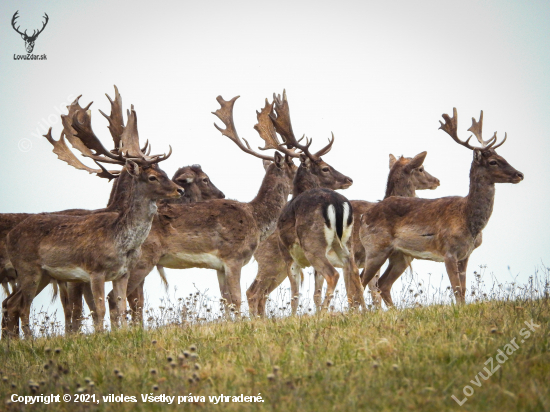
[267,373,276,381]
[183,351,190,358]
[194,363,201,370]
[273,366,280,374]
[190,345,197,352]
[190,353,199,360]
[392,364,399,371]
[117,373,124,380]
[88,381,95,388]
[84,377,91,384]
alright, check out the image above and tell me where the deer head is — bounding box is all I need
[12,11,49,54]
[439,108,524,184]
[386,152,440,198]
[267,90,353,194]
[171,164,225,202]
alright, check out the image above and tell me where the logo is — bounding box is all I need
[11,10,49,60]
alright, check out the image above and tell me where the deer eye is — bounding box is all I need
[148,176,158,181]
[322,167,329,172]
[489,160,498,166]
[418,167,424,172]
[202,178,209,183]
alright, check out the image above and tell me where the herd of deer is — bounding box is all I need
[0,86,524,339]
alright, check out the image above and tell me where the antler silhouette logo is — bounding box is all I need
[11,11,49,54]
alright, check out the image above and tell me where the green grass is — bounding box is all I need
[1,297,549,411]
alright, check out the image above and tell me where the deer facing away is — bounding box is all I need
[360,108,524,306]
[247,150,440,315]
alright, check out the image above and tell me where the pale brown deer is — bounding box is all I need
[61,164,225,332]
[74,94,299,320]
[2,90,181,338]
[248,91,363,312]
[360,108,524,306]
[247,151,440,315]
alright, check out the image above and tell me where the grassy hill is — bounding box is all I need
[1,293,549,411]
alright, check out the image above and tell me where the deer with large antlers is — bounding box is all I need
[2,89,181,338]
[62,164,225,331]
[247,150,440,315]
[360,109,524,306]
[71,94,299,320]
[246,91,363,312]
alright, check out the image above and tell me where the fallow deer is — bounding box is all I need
[61,164,225,331]
[360,109,524,306]
[247,151,440,315]
[248,91,363,312]
[2,89,182,338]
[81,94,298,320]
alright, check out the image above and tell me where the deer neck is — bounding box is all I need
[250,166,291,240]
[291,166,320,197]
[112,174,157,252]
[465,163,495,238]
[384,173,416,199]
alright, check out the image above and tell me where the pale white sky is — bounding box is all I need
[1,0,548,320]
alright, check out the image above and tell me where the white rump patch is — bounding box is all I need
[324,205,337,254]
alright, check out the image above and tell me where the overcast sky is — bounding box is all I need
[1,0,549,321]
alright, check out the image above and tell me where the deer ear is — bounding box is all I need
[125,159,141,177]
[262,159,272,171]
[473,149,482,163]
[405,151,427,172]
[273,151,284,168]
[389,154,397,169]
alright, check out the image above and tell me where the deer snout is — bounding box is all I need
[513,171,524,183]
[177,188,184,196]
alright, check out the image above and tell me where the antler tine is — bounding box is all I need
[254,98,301,158]
[270,89,318,161]
[467,110,495,148]
[213,95,275,162]
[44,128,120,180]
[11,11,25,36]
[98,85,125,152]
[438,108,476,150]
[488,132,507,150]
[62,99,124,164]
[118,105,149,159]
[313,132,335,158]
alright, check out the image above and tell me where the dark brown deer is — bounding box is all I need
[61,164,225,331]
[360,108,524,306]
[247,151,440,315]
[247,91,362,313]
[2,90,181,338]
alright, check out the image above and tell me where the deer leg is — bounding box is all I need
[89,273,106,332]
[288,263,302,315]
[377,252,411,307]
[127,281,144,324]
[444,254,464,304]
[313,270,325,311]
[304,253,339,312]
[366,269,382,307]
[65,282,84,334]
[361,248,392,288]
[111,274,129,328]
[223,261,243,316]
[457,256,470,300]
[82,283,98,324]
[342,256,366,310]
[216,269,231,318]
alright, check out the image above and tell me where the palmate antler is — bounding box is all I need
[46,86,172,179]
[269,90,334,162]
[213,96,277,162]
[439,108,507,151]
